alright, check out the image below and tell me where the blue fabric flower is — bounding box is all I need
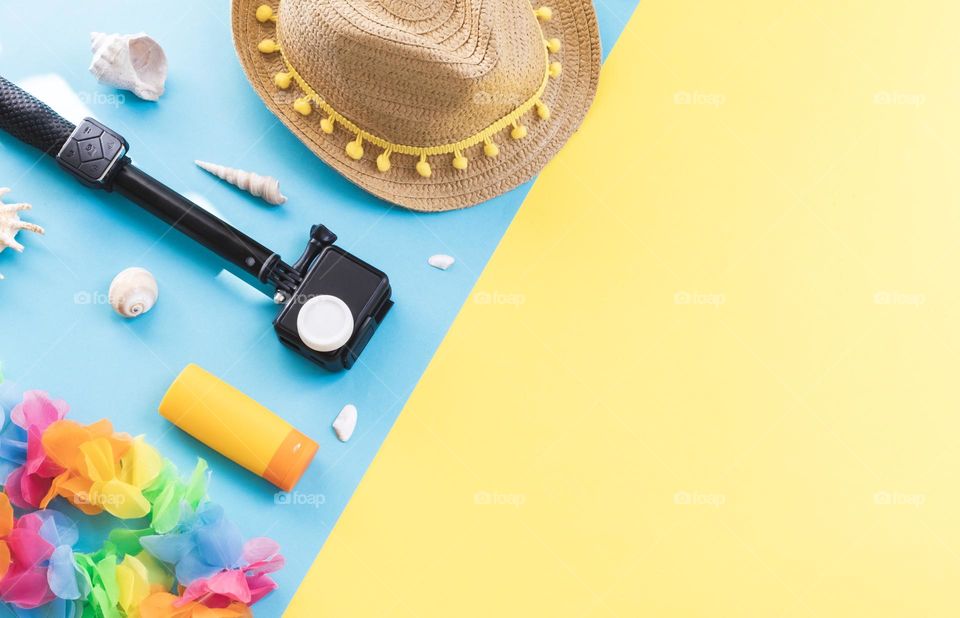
[32,510,85,602]
[35,510,78,547]
[140,502,244,585]
[0,380,28,479]
[0,379,24,418]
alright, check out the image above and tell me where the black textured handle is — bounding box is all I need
[0,75,75,156]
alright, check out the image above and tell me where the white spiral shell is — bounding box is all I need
[108,267,159,318]
[195,161,287,206]
[89,32,168,101]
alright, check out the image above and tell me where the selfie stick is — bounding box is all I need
[0,76,393,371]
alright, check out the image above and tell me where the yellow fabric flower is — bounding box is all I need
[39,420,162,518]
[116,552,172,617]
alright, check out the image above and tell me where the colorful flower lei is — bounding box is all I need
[0,381,284,617]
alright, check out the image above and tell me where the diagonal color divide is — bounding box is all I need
[0,1,639,615]
[287,0,960,616]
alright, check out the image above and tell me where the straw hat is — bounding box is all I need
[231,0,601,212]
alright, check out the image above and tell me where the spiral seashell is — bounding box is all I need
[108,267,159,318]
[0,188,44,281]
[195,161,287,206]
[89,32,168,101]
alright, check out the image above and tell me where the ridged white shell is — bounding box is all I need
[89,32,168,101]
[108,267,158,318]
[333,404,358,442]
[195,161,287,205]
[0,188,44,280]
[428,254,455,270]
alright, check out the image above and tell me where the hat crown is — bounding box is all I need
[279,0,545,145]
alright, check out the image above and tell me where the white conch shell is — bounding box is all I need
[0,188,44,281]
[195,161,287,205]
[428,254,455,270]
[89,32,168,101]
[108,267,158,318]
[333,404,358,442]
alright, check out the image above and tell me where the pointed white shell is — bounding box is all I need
[195,161,287,205]
[0,188,44,280]
[428,254,455,270]
[333,404,358,442]
[89,32,168,101]
[108,267,158,318]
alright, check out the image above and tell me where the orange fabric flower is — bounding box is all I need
[40,419,133,514]
[0,492,13,580]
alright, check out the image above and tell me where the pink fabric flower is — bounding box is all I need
[4,392,67,509]
[10,391,68,432]
[175,538,284,609]
[0,514,56,608]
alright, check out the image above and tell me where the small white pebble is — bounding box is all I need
[333,404,358,442]
[428,254,455,270]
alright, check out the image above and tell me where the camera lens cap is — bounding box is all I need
[296,295,355,353]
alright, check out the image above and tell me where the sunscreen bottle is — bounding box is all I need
[159,364,317,491]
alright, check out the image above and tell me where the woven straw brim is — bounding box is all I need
[232,0,601,212]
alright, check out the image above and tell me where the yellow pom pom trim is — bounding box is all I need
[274,72,292,89]
[256,5,277,23]
[293,97,312,116]
[257,39,280,54]
[416,154,432,178]
[256,4,563,176]
[535,101,550,120]
[346,136,364,160]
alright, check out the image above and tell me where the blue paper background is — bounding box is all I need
[0,1,637,614]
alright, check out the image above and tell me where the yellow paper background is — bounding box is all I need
[289,1,960,615]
